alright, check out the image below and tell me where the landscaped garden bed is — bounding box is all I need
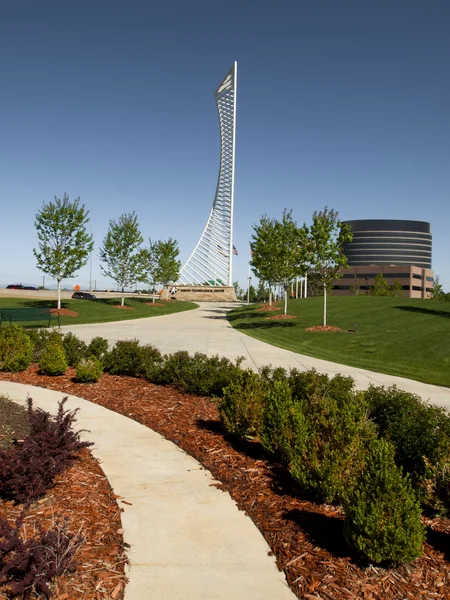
[1,366,450,600]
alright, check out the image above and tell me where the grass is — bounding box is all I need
[227,296,450,387]
[0,297,198,327]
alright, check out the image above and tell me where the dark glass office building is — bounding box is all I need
[334,220,434,298]
[342,219,432,269]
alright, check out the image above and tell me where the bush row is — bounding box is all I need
[1,326,449,565]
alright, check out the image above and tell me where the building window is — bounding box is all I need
[426,276,434,282]
[412,273,422,279]
[412,286,423,292]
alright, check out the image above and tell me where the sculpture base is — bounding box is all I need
[175,285,237,302]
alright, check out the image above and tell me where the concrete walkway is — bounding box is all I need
[61,302,450,409]
[0,381,295,600]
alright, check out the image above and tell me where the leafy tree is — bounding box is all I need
[430,275,444,300]
[308,207,352,326]
[251,210,310,314]
[142,238,160,304]
[99,212,147,306]
[371,273,391,297]
[233,281,245,301]
[390,279,403,298]
[33,194,93,309]
[153,238,181,300]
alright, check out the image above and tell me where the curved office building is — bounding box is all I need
[342,220,432,269]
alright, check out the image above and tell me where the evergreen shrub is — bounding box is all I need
[26,328,61,362]
[0,326,33,372]
[87,336,109,360]
[366,384,450,511]
[62,332,88,366]
[219,370,266,438]
[105,339,147,376]
[76,356,103,383]
[39,338,68,376]
[288,372,374,503]
[260,378,308,464]
[344,438,425,565]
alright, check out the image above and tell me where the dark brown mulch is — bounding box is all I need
[111,305,134,310]
[0,395,127,599]
[265,314,297,320]
[305,325,346,332]
[256,304,283,312]
[0,396,30,448]
[1,366,450,600]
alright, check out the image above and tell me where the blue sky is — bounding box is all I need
[1,0,449,290]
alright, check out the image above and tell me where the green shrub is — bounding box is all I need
[27,329,63,362]
[62,332,88,366]
[39,342,68,376]
[0,326,33,372]
[288,373,374,503]
[366,384,450,511]
[76,356,103,383]
[344,438,425,565]
[105,339,162,377]
[87,336,109,360]
[260,378,308,464]
[288,368,355,404]
[259,365,288,384]
[219,370,266,438]
[155,351,244,396]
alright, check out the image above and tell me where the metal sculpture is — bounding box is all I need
[179,62,237,286]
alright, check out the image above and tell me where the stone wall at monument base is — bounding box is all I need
[175,286,237,302]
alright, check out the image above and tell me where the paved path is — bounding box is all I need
[62,302,450,409]
[0,381,295,600]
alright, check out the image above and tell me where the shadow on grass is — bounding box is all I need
[395,305,450,319]
[23,300,67,308]
[235,321,296,330]
[284,508,354,560]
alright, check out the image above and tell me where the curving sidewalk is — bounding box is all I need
[60,302,450,410]
[0,381,295,600]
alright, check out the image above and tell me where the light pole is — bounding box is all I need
[247,276,251,304]
[89,224,93,293]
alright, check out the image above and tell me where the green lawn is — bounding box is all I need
[0,297,198,327]
[227,296,450,387]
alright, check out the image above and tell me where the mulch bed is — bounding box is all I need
[0,395,127,599]
[111,306,134,310]
[50,308,79,317]
[1,367,450,599]
[257,304,283,312]
[305,325,346,332]
[144,302,166,307]
[265,314,297,321]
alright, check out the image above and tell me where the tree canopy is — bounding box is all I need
[33,193,93,308]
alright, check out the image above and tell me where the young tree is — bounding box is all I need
[308,207,352,326]
[33,194,93,309]
[390,279,403,298]
[142,238,160,304]
[430,275,444,300]
[372,273,391,297]
[251,210,310,314]
[153,238,181,300]
[99,212,147,306]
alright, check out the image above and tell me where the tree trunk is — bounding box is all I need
[57,279,61,310]
[121,286,125,307]
[166,286,169,301]
[284,285,288,315]
[269,287,272,306]
[323,283,327,327]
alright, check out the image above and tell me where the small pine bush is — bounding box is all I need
[62,332,88,366]
[76,356,103,383]
[87,336,109,360]
[366,384,450,511]
[26,328,62,362]
[260,378,308,464]
[219,370,266,438]
[39,341,68,376]
[0,326,33,372]
[155,351,244,396]
[288,373,374,503]
[344,438,425,565]
[104,339,153,377]
[288,368,355,404]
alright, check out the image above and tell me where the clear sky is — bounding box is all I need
[1,0,449,290]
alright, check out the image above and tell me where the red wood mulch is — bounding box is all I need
[305,325,346,332]
[257,304,283,312]
[1,366,450,600]
[266,314,297,320]
[0,446,127,599]
[50,308,79,317]
[111,306,134,310]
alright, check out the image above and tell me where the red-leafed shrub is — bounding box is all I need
[0,511,84,598]
[0,398,92,504]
